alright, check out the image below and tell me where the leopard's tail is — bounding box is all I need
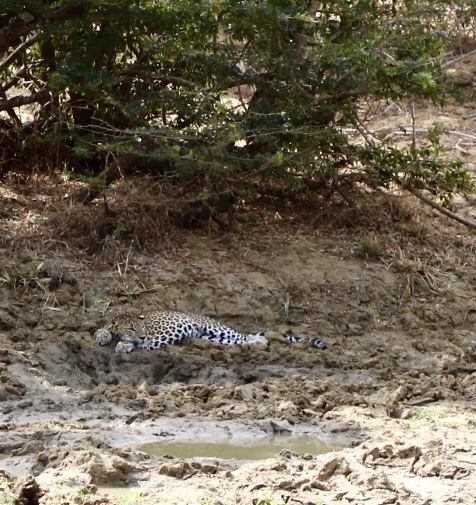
[282,334,327,350]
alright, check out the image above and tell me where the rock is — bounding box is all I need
[11,475,43,505]
[82,453,135,483]
[0,373,26,401]
[269,419,292,433]
[0,309,16,330]
[276,401,299,416]
[313,456,346,481]
[11,440,45,456]
[159,461,189,478]
[201,462,219,474]
[386,385,408,417]
[137,381,153,396]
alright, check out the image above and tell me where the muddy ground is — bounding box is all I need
[1,201,476,505]
[1,58,476,505]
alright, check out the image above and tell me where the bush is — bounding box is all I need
[0,0,475,208]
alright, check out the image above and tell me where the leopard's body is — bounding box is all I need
[94,311,328,354]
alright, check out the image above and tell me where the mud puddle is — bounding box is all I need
[96,486,144,501]
[138,433,345,460]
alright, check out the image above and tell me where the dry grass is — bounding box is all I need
[383,245,442,297]
[46,177,240,257]
[49,179,179,256]
[357,234,384,260]
[302,190,421,233]
[2,173,476,310]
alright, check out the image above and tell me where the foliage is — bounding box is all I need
[0,0,475,208]
[410,406,448,426]
[254,489,290,505]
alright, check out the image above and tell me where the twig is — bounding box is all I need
[451,139,469,155]
[383,102,403,115]
[411,101,417,150]
[283,292,290,321]
[443,130,476,141]
[354,117,376,147]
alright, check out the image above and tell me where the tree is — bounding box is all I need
[0,0,474,215]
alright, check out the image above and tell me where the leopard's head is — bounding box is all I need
[94,313,144,346]
[109,312,144,339]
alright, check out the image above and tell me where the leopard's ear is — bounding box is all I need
[138,314,145,320]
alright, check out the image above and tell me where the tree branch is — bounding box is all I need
[401,182,476,229]
[0,13,36,55]
[293,79,370,104]
[114,69,200,89]
[0,88,50,111]
[442,48,476,70]
[0,33,40,74]
[240,139,324,180]
[0,86,21,125]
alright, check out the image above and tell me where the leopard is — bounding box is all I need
[94,310,328,354]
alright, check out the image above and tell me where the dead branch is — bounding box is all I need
[401,183,476,229]
[0,87,21,125]
[396,127,476,142]
[0,88,49,111]
[71,154,137,204]
[442,48,476,70]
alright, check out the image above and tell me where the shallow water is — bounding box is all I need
[138,433,345,460]
[97,486,143,502]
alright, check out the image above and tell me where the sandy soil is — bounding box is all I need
[1,55,476,505]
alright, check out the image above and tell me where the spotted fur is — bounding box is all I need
[94,311,327,354]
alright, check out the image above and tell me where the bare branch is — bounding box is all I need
[0,88,49,111]
[442,48,476,70]
[396,127,476,142]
